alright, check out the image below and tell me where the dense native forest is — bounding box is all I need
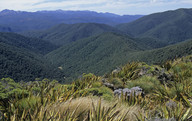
[0,8,192,120]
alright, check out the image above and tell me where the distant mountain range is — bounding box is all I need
[0,8,192,82]
[0,9,143,32]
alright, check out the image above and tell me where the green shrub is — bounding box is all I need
[80,86,113,101]
[127,76,160,94]
[31,87,41,95]
[109,78,124,88]
[15,96,41,113]
[7,88,29,99]
[92,81,102,88]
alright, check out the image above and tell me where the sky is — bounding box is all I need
[0,0,192,15]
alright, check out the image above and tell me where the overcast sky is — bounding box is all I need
[0,0,192,15]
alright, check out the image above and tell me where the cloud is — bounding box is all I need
[181,0,192,4]
[151,0,157,3]
[0,0,45,11]
[0,0,191,15]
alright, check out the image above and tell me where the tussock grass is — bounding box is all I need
[51,97,141,121]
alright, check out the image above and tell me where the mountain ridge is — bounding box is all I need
[117,8,192,44]
[21,23,125,46]
[0,9,143,32]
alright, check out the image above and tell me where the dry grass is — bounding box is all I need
[49,96,141,121]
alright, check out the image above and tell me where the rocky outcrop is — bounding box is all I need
[138,67,149,76]
[114,86,144,98]
[139,67,173,83]
[112,67,121,74]
[101,78,115,90]
[147,117,176,121]
[103,82,114,90]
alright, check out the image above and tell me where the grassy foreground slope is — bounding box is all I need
[0,55,191,120]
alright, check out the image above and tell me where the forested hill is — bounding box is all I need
[45,32,144,80]
[117,8,192,44]
[0,25,12,32]
[124,39,192,64]
[21,23,124,46]
[0,7,192,120]
[1,8,192,82]
[0,32,63,82]
[0,32,58,55]
[45,32,192,80]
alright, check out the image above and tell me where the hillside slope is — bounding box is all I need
[0,32,57,55]
[117,8,192,44]
[21,23,123,46]
[45,32,144,80]
[0,43,52,81]
[46,36,192,80]
[0,25,12,32]
[126,39,192,64]
[0,32,63,81]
